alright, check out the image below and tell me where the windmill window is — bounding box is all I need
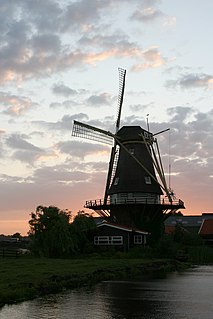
[114,177,119,185]
[129,148,134,155]
[145,176,151,184]
[134,235,143,244]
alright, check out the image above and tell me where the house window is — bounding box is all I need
[145,176,151,184]
[94,236,123,245]
[114,177,119,185]
[134,235,143,244]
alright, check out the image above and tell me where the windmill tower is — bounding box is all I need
[72,68,185,240]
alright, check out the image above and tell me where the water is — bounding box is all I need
[1,266,213,319]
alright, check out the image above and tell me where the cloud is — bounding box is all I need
[130,1,176,26]
[1,44,143,83]
[23,0,63,33]
[0,174,24,183]
[167,106,193,123]
[32,165,90,184]
[129,102,154,112]
[166,73,213,90]
[131,47,167,71]
[6,133,46,164]
[163,16,176,26]
[166,107,213,160]
[0,1,133,83]
[0,1,171,83]
[56,140,110,159]
[61,0,108,31]
[0,92,37,116]
[33,33,61,51]
[0,166,106,224]
[78,32,139,51]
[131,7,164,23]
[11,150,44,164]
[33,113,89,131]
[33,114,116,133]
[6,134,41,152]
[86,93,113,106]
[52,83,78,97]
[49,100,80,109]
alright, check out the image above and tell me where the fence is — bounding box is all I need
[0,248,20,258]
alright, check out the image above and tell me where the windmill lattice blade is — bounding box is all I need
[72,120,113,145]
[116,68,126,132]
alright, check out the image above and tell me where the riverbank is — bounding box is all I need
[0,256,188,307]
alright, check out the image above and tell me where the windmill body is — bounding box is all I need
[108,126,163,205]
[72,68,185,239]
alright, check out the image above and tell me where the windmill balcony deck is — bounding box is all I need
[84,197,185,210]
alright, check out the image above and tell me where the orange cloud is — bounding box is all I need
[131,47,166,72]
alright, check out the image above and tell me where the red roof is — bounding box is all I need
[199,219,213,236]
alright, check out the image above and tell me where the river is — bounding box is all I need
[0,265,213,319]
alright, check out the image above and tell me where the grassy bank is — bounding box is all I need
[0,256,182,307]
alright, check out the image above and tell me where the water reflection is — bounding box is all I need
[1,266,213,319]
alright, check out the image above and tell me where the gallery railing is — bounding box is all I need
[85,197,184,208]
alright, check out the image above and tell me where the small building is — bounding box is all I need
[94,221,149,251]
[164,213,213,246]
[164,215,204,234]
[164,213,213,235]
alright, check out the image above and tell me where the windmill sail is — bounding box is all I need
[104,68,126,202]
[72,120,113,145]
[116,68,126,132]
[104,145,120,203]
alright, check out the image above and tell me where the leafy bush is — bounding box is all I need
[28,206,96,258]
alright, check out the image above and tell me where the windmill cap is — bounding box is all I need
[117,126,152,142]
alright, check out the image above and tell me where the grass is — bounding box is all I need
[0,256,177,307]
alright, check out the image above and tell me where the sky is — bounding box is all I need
[0,0,213,235]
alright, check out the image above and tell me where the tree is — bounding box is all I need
[28,206,97,257]
[11,232,22,239]
[70,211,96,253]
[29,206,73,257]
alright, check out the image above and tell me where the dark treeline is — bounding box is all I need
[28,205,96,258]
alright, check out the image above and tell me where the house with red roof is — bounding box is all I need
[94,220,149,251]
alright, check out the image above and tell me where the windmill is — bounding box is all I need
[72,68,185,239]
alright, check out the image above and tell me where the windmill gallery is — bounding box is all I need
[72,68,185,244]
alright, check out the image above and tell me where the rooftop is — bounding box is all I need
[199,219,213,236]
